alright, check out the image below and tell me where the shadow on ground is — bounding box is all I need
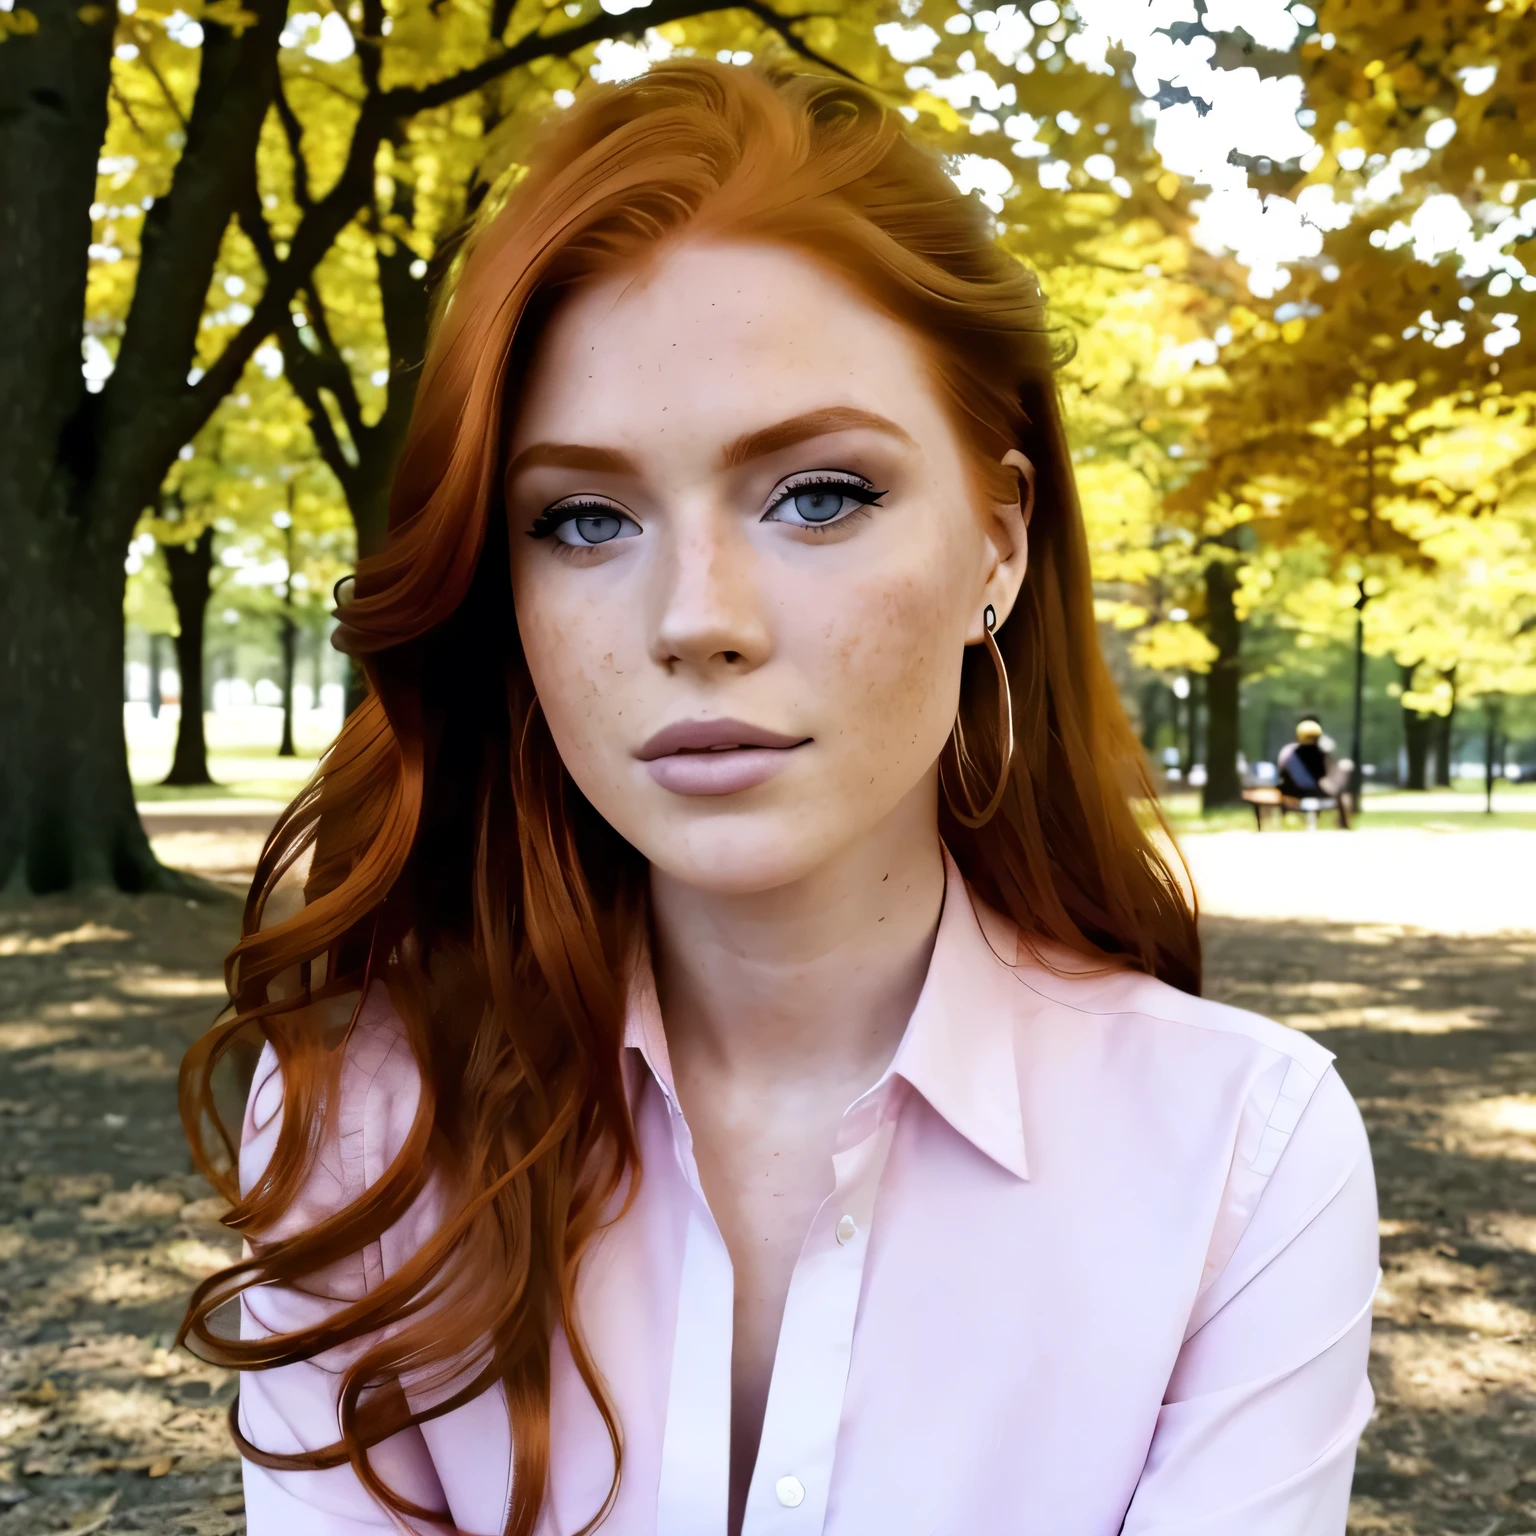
[1205,916,1536,1536]
[0,894,246,1536]
[0,894,1531,1534]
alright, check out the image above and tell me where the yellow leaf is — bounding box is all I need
[203,0,260,34]
[78,3,109,21]
[148,1456,175,1478]
[1280,317,1306,344]
[0,8,40,35]
[910,91,963,134]
[1131,622,1219,674]
[1156,170,1181,200]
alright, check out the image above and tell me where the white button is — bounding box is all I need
[775,1475,806,1508]
[835,1214,857,1246]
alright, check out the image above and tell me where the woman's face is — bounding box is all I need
[507,240,1028,896]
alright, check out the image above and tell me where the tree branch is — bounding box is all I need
[489,0,517,47]
[357,0,385,93]
[281,324,361,501]
[737,0,859,80]
[273,80,314,213]
[110,78,150,138]
[299,279,367,444]
[126,0,858,517]
[168,97,391,460]
[386,0,808,114]
[99,0,287,527]
[235,146,369,448]
[137,43,191,132]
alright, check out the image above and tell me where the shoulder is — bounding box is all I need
[968,895,1370,1288]
[1024,950,1331,1085]
[969,888,1333,1095]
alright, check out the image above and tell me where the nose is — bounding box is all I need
[649,512,772,675]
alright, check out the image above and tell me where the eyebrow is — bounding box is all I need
[721,406,916,468]
[506,406,915,484]
[505,442,639,479]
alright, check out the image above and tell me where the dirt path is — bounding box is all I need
[1,832,1533,1534]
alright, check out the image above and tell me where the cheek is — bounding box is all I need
[814,567,964,766]
[512,579,624,778]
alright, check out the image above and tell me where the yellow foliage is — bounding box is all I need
[1131,622,1219,675]
[909,91,964,133]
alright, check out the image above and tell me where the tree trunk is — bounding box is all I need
[1484,699,1501,815]
[278,516,297,756]
[1402,710,1430,791]
[1201,554,1242,810]
[0,511,186,893]
[162,528,216,786]
[1349,583,1368,812]
[0,14,177,892]
[0,0,285,894]
[310,621,325,701]
[1434,669,1456,787]
[1192,674,1206,782]
[148,632,164,719]
[1400,662,1429,791]
[1138,679,1161,754]
[279,614,297,758]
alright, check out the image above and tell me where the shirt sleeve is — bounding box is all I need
[237,1022,456,1536]
[1122,1065,1379,1535]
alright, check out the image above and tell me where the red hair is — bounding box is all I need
[180,60,1197,1536]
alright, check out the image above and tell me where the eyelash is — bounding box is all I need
[763,472,887,531]
[526,497,625,542]
[524,471,889,544]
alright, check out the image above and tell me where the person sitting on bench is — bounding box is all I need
[1277,718,1331,799]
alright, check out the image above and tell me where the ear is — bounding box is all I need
[971,449,1033,642]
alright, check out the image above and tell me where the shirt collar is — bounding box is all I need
[622,846,1030,1182]
[877,847,1029,1181]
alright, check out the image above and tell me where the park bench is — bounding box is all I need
[1241,785,1352,830]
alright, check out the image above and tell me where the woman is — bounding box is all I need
[181,62,1378,1536]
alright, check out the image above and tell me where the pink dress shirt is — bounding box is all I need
[237,853,1379,1534]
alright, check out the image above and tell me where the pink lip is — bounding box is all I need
[636,718,811,797]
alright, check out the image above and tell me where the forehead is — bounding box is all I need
[509,240,948,454]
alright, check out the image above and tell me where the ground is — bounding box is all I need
[1,767,1533,1533]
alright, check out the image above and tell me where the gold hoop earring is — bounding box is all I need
[940,603,1015,829]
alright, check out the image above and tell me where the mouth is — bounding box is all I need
[635,718,811,797]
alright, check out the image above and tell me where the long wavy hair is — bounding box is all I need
[179,59,1198,1536]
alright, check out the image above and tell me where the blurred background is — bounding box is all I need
[2,1,1534,1533]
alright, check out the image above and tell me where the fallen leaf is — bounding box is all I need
[148,1455,175,1477]
[57,1492,119,1535]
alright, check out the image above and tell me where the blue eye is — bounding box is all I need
[792,490,849,523]
[529,502,641,546]
[764,475,886,530]
[557,513,627,545]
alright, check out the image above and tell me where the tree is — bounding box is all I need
[1063,0,1536,806]
[161,524,218,784]
[0,0,884,895]
[129,358,351,783]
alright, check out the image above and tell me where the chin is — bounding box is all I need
[638,808,854,897]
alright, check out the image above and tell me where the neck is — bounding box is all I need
[649,785,946,1092]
